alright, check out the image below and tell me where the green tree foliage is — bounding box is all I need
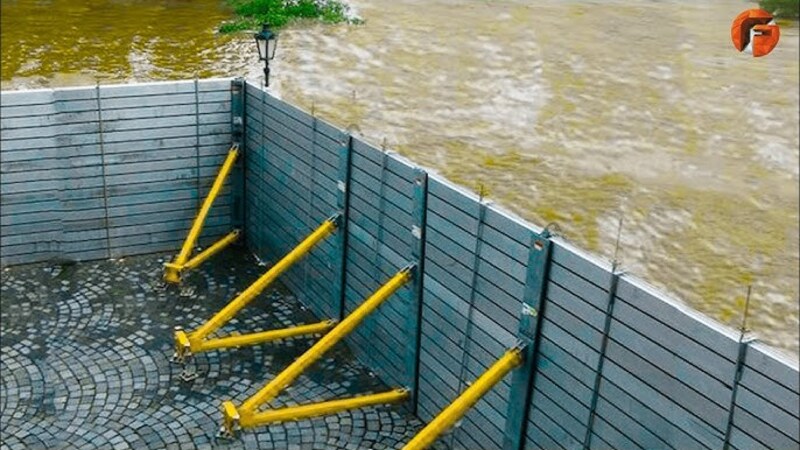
[759,0,799,19]
[219,0,359,33]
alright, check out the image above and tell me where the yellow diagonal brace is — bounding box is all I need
[189,218,338,344]
[183,230,240,271]
[176,146,238,265]
[240,389,408,427]
[237,266,413,416]
[164,146,239,284]
[198,320,336,352]
[402,348,523,450]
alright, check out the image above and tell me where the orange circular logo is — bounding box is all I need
[731,9,780,57]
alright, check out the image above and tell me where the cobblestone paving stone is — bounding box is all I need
[0,249,448,449]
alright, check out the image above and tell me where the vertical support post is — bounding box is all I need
[406,168,428,415]
[95,82,112,259]
[230,78,246,237]
[194,78,201,215]
[723,287,756,450]
[722,335,756,450]
[502,230,552,450]
[51,90,66,262]
[302,115,319,294]
[375,151,389,256]
[255,81,268,259]
[582,269,621,449]
[450,197,489,448]
[334,135,353,321]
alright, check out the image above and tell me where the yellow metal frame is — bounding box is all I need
[402,347,524,450]
[219,265,414,436]
[173,216,341,364]
[164,146,241,284]
[222,389,409,433]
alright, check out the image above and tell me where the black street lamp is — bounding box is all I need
[254,24,278,86]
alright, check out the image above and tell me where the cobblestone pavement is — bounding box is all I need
[0,249,438,449]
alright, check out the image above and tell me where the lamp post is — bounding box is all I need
[254,24,278,86]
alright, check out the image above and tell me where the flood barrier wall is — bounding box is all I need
[1,79,797,450]
[241,81,799,450]
[1,79,234,266]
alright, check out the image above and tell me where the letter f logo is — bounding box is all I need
[731,9,781,57]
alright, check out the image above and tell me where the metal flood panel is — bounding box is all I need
[731,342,800,449]
[243,82,342,320]
[1,79,233,266]
[524,240,613,450]
[589,278,738,450]
[2,89,70,264]
[418,176,522,449]
[342,137,418,389]
[239,81,799,450]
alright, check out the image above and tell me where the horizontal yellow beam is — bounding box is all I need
[165,230,240,285]
[241,389,409,427]
[240,266,413,414]
[402,348,523,450]
[183,230,240,271]
[197,320,336,352]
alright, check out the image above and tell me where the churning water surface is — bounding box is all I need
[1,0,798,357]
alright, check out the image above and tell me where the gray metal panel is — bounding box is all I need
[729,341,800,449]
[243,87,341,322]
[236,83,800,450]
[1,80,233,266]
[342,140,417,387]
[616,277,740,360]
[608,318,733,408]
[612,296,736,383]
[738,365,799,418]
[419,176,520,449]
[730,405,799,449]
[734,386,799,441]
[744,341,799,392]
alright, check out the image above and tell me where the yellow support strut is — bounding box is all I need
[402,347,524,450]
[164,145,240,284]
[243,389,408,424]
[174,217,340,361]
[220,265,414,434]
[183,230,241,271]
[197,321,336,352]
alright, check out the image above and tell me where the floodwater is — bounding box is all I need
[2,0,798,357]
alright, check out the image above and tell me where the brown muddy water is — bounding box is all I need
[2,0,798,357]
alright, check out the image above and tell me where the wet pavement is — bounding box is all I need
[0,248,429,449]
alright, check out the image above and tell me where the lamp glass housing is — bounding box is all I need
[254,25,278,61]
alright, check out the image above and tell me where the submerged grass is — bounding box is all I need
[219,0,360,33]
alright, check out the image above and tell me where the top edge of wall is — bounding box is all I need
[1,77,237,96]
[244,79,348,137]
[619,272,743,343]
[244,79,281,99]
[750,339,800,371]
